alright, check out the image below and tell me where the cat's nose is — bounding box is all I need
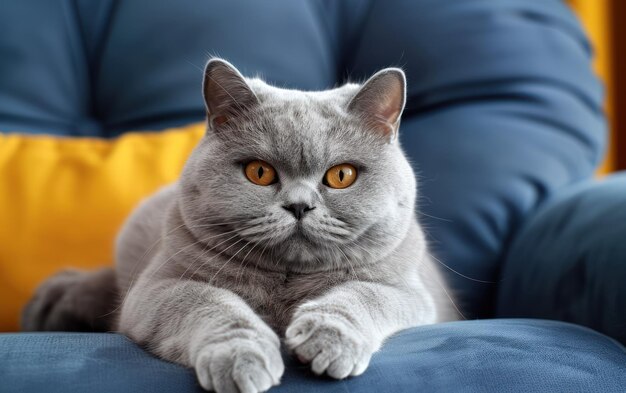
[282,203,315,220]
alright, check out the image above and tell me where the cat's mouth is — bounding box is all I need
[275,221,322,249]
[289,221,339,247]
[291,223,316,243]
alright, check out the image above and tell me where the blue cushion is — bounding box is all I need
[376,0,605,317]
[0,1,606,319]
[497,174,626,345]
[1,320,625,393]
[0,0,342,136]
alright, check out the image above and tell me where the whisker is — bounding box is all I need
[422,261,467,320]
[208,239,251,285]
[141,228,243,290]
[183,232,245,281]
[188,239,251,311]
[427,252,496,284]
[235,241,260,285]
[418,212,453,223]
[334,244,359,282]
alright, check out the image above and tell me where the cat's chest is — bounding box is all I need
[219,267,352,334]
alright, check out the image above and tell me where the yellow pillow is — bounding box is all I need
[0,123,204,331]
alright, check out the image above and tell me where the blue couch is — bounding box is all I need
[1,0,625,391]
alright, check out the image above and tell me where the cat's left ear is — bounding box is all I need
[347,68,406,142]
[203,58,259,130]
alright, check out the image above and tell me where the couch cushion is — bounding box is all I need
[1,319,625,392]
[497,174,626,345]
[0,0,343,136]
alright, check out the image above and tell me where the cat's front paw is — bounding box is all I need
[194,331,284,393]
[285,311,373,379]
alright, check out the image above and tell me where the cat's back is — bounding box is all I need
[115,183,178,292]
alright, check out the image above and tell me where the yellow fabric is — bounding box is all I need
[0,124,204,331]
[568,0,614,174]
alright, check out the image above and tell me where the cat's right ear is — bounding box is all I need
[202,58,259,131]
[347,68,406,143]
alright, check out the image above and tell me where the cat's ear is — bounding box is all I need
[347,68,406,142]
[203,58,259,130]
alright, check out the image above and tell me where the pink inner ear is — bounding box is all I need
[369,97,402,136]
[380,107,401,125]
[348,69,406,139]
[212,115,229,126]
[379,79,404,124]
[369,118,396,137]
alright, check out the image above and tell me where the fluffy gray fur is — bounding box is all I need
[22,59,455,393]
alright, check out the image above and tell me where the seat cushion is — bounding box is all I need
[2,319,625,392]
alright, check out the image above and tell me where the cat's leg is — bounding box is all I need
[21,267,118,332]
[115,183,177,293]
[119,275,284,393]
[285,279,437,379]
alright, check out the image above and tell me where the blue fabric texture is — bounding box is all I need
[1,320,625,393]
[0,0,606,319]
[497,174,626,345]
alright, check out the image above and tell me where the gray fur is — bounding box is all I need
[22,59,456,393]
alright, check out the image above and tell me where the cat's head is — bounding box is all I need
[179,59,417,272]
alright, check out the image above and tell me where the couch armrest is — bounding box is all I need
[496,173,626,344]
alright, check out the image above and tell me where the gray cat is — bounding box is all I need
[22,59,455,393]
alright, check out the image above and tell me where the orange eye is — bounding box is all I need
[324,164,357,189]
[245,160,277,186]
